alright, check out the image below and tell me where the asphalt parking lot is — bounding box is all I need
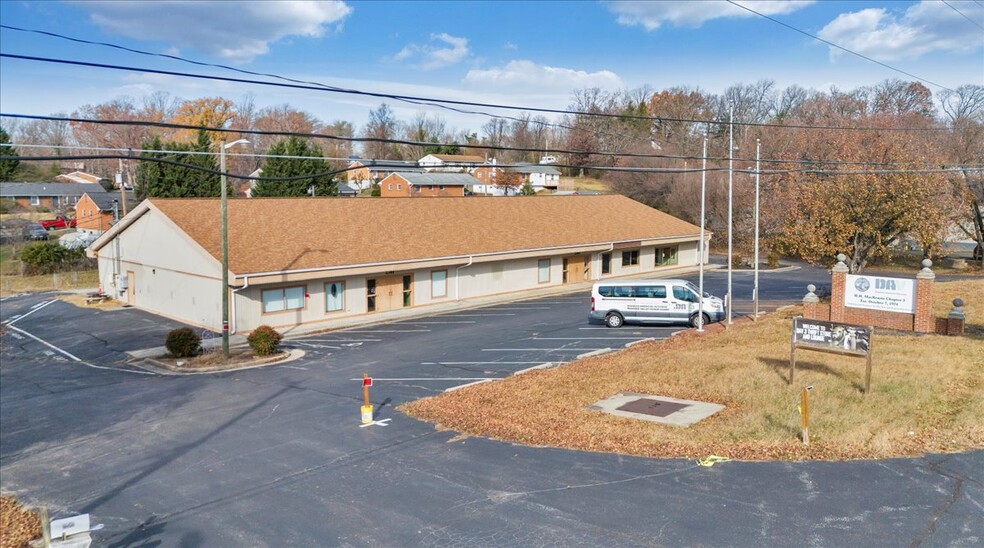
[2,264,981,546]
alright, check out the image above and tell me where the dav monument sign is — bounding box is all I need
[845,274,915,314]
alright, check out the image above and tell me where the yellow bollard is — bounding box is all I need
[361,374,373,424]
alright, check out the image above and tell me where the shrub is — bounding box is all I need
[247,325,283,356]
[767,253,780,269]
[17,242,93,274]
[165,327,201,358]
[731,253,744,269]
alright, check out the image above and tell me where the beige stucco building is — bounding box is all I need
[89,195,708,333]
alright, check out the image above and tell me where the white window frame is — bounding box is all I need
[538,259,550,283]
[325,281,345,313]
[431,270,447,299]
[262,286,305,314]
[29,196,40,206]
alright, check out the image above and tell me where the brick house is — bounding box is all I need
[75,192,135,235]
[378,172,476,197]
[0,182,107,211]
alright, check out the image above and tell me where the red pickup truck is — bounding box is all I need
[39,216,77,230]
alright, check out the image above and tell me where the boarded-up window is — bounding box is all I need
[431,270,447,298]
[325,282,344,312]
[538,259,550,283]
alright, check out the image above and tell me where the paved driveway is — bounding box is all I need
[1,266,981,546]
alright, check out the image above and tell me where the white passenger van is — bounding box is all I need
[589,279,725,328]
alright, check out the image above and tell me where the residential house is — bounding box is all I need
[337,183,360,197]
[509,163,562,190]
[75,192,135,235]
[417,154,486,172]
[0,182,107,211]
[378,172,476,198]
[88,195,708,332]
[346,159,423,189]
[470,161,562,195]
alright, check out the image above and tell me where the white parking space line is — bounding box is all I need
[343,329,432,333]
[294,339,382,343]
[482,348,609,352]
[401,321,477,325]
[441,313,516,317]
[5,324,154,375]
[431,361,546,365]
[532,337,650,340]
[2,299,56,326]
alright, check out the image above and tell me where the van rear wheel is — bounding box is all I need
[605,312,624,328]
[690,312,711,328]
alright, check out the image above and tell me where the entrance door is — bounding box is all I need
[563,255,590,284]
[369,275,412,312]
[126,271,135,305]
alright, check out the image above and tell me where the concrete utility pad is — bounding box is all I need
[590,392,724,427]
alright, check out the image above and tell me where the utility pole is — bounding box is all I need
[727,104,734,326]
[698,132,708,332]
[753,138,761,320]
[220,139,250,359]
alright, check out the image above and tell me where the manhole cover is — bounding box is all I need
[616,398,689,417]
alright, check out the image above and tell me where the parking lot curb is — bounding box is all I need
[444,379,494,392]
[624,338,656,348]
[513,362,557,375]
[132,348,306,375]
[577,348,613,359]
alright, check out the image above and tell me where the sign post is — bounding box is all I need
[799,386,812,445]
[791,318,874,395]
[361,374,373,424]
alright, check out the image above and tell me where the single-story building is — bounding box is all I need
[417,153,486,172]
[56,171,109,186]
[0,182,107,211]
[88,195,709,333]
[75,192,135,235]
[378,172,477,198]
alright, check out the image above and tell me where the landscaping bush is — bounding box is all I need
[165,327,201,358]
[247,325,283,356]
[17,241,93,275]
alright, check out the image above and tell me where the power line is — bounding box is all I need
[4,112,980,170]
[724,0,956,93]
[0,51,954,133]
[941,0,984,32]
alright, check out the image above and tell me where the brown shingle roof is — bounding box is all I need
[150,195,700,275]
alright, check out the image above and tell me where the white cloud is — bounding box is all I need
[817,1,984,61]
[608,0,814,30]
[465,60,623,90]
[75,1,352,63]
[394,33,471,69]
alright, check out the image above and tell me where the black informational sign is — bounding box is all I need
[791,317,875,395]
[793,318,871,354]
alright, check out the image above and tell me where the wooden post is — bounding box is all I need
[360,374,373,424]
[362,373,370,407]
[800,387,810,445]
[789,323,797,385]
[40,506,51,548]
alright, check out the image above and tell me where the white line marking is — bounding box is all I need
[486,307,551,310]
[482,348,608,352]
[2,299,56,325]
[342,329,432,333]
[533,337,649,340]
[401,321,476,324]
[442,314,516,317]
[359,418,392,428]
[294,338,381,343]
[29,300,50,310]
[5,324,154,375]
[349,377,498,381]
[437,361,545,365]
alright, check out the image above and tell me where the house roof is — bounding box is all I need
[507,163,562,175]
[348,159,421,170]
[422,154,486,163]
[56,171,105,184]
[0,182,108,197]
[84,191,135,211]
[387,172,480,187]
[116,195,700,276]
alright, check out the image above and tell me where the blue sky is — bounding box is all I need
[1,1,982,132]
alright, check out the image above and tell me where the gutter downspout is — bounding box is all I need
[455,256,473,301]
[230,275,249,335]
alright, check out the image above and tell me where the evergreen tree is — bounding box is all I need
[252,136,337,197]
[137,130,221,198]
[520,181,536,195]
[0,126,20,181]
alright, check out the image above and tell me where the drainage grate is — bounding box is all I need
[616,398,690,417]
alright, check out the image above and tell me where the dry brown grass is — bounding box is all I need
[0,495,41,548]
[563,177,611,193]
[55,293,121,309]
[0,270,99,296]
[403,280,984,461]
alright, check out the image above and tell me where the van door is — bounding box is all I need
[671,285,698,322]
[633,284,671,322]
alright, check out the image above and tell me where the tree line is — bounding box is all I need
[1,79,982,272]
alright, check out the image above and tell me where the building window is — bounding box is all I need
[402,275,413,307]
[538,259,550,283]
[428,185,434,190]
[30,196,40,206]
[262,286,305,313]
[621,250,639,266]
[431,270,447,298]
[656,246,679,266]
[601,253,611,274]
[397,184,402,191]
[325,281,344,312]
[367,278,376,312]
[388,184,393,191]
[439,185,445,190]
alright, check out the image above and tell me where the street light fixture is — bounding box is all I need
[220,138,250,358]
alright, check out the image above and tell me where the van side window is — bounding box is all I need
[598,287,614,297]
[613,286,634,298]
[673,286,695,302]
[638,286,666,298]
